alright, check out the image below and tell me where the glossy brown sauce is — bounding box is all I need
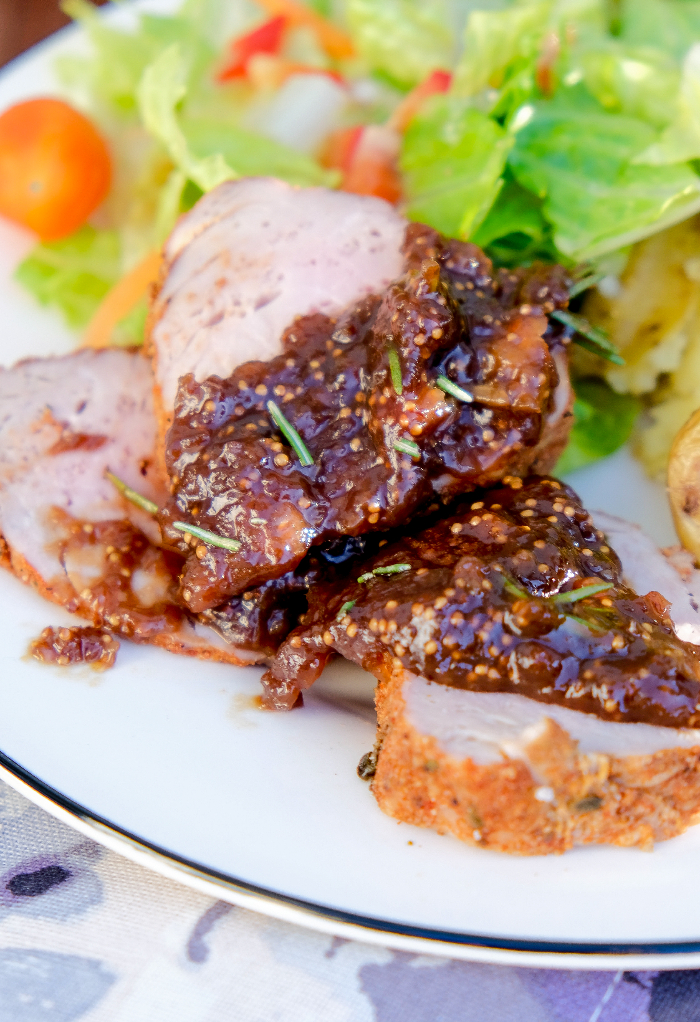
[201,532,389,657]
[30,625,119,670]
[46,510,374,659]
[160,227,571,612]
[263,477,700,726]
[54,513,187,642]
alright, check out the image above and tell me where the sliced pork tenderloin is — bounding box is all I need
[0,349,262,664]
[159,236,572,610]
[373,668,700,855]
[148,177,408,442]
[263,475,700,853]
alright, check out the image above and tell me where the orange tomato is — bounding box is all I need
[0,98,111,241]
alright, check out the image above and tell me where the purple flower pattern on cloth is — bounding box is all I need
[0,778,698,1021]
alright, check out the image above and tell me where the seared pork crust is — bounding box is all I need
[160,233,572,611]
[373,664,700,854]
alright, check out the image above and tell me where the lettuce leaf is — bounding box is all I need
[576,41,680,128]
[635,44,700,165]
[471,175,548,244]
[59,1,209,116]
[14,227,120,329]
[183,119,335,187]
[345,0,454,88]
[137,45,236,193]
[452,1,551,98]
[508,88,700,259]
[400,98,513,237]
[555,377,641,475]
[58,0,242,116]
[620,0,700,62]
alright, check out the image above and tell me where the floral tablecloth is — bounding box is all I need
[0,777,696,1021]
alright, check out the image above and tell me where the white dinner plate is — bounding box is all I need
[1,0,700,972]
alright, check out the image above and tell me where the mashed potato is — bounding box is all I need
[584,216,700,479]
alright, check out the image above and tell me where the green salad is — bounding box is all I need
[16,0,700,474]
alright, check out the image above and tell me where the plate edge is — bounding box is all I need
[2,749,700,971]
[1,1,698,974]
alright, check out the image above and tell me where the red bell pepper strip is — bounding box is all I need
[217,16,287,82]
[255,0,355,60]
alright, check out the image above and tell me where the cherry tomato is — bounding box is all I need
[0,98,111,241]
[323,125,402,204]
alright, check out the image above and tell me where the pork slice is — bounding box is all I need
[0,349,260,665]
[373,666,700,855]
[149,177,407,430]
[264,475,700,852]
[382,509,700,854]
[0,349,162,571]
[160,248,571,610]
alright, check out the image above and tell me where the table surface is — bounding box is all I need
[0,0,107,68]
[1,2,700,1018]
[0,774,686,1022]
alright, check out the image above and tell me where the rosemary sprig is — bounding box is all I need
[565,612,609,633]
[395,438,421,459]
[550,582,613,605]
[503,577,529,599]
[388,346,403,396]
[172,522,242,553]
[266,400,314,467]
[358,563,412,583]
[503,576,613,609]
[550,309,624,365]
[105,470,159,515]
[436,375,474,403]
[337,600,356,620]
[567,272,605,299]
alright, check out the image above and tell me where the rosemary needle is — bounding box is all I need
[172,522,242,553]
[337,600,356,620]
[503,577,529,599]
[550,582,613,605]
[106,472,240,553]
[267,400,314,466]
[567,272,605,299]
[395,438,421,459]
[357,563,411,583]
[436,376,473,403]
[550,309,624,365]
[388,346,403,395]
[105,470,159,515]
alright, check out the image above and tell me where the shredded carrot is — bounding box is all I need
[254,0,355,60]
[82,249,161,349]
